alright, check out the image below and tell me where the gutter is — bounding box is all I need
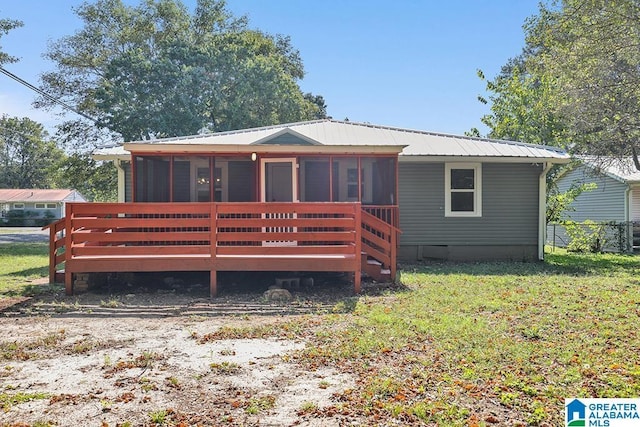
[539,162,553,261]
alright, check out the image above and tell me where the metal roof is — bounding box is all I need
[578,158,640,184]
[0,189,84,203]
[95,119,570,162]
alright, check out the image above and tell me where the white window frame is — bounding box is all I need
[445,163,482,217]
[12,203,24,210]
[46,203,57,209]
[35,203,46,209]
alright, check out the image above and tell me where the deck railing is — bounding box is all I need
[47,202,398,295]
[361,209,399,279]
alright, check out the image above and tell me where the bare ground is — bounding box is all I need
[0,273,375,427]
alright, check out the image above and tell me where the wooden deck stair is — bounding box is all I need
[362,255,392,282]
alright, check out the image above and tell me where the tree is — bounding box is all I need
[546,180,596,223]
[39,0,326,142]
[530,0,640,171]
[0,115,64,188]
[55,153,117,202]
[474,60,569,147]
[0,17,22,65]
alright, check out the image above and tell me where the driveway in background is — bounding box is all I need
[0,227,49,244]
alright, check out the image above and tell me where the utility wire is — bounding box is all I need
[0,66,99,124]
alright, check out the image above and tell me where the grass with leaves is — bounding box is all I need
[300,250,640,426]
[215,250,640,425]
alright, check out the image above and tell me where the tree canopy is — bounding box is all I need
[0,17,22,65]
[0,115,64,189]
[477,0,640,170]
[40,0,326,142]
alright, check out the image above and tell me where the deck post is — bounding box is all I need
[210,202,218,298]
[210,270,217,298]
[354,203,362,294]
[390,222,397,282]
[64,203,73,295]
[48,223,57,284]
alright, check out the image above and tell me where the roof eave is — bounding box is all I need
[398,155,571,163]
[92,152,131,161]
[124,143,405,155]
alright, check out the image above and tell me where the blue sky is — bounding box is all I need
[0,0,540,138]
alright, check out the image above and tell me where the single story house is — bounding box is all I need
[548,158,640,251]
[49,119,569,296]
[0,189,86,224]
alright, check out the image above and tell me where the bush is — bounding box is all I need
[563,220,619,253]
[40,211,56,227]
[4,210,40,227]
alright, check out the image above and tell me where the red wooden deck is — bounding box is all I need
[46,202,398,297]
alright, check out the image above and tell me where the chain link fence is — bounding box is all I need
[547,221,639,253]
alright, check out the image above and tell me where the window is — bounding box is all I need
[445,163,481,217]
[12,203,24,210]
[35,203,46,209]
[347,167,363,199]
[35,203,55,209]
[46,203,56,209]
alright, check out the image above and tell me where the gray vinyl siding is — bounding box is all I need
[557,166,627,222]
[398,162,541,246]
[123,161,133,202]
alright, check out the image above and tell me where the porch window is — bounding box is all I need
[300,158,330,202]
[12,203,24,210]
[362,157,396,205]
[331,157,396,204]
[172,157,192,202]
[135,156,170,202]
[227,159,255,202]
[332,158,359,202]
[445,163,482,217]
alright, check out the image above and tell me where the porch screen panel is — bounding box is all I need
[134,156,170,202]
[332,158,359,202]
[228,161,255,202]
[172,160,191,202]
[371,157,396,205]
[302,158,330,202]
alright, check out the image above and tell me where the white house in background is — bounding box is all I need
[0,189,87,221]
[550,158,640,251]
[555,159,640,223]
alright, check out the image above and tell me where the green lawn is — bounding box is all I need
[0,243,50,296]
[1,242,639,425]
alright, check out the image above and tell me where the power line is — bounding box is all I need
[0,66,99,124]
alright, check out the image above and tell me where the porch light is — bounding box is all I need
[251,152,257,161]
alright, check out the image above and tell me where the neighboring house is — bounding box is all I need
[549,158,640,251]
[51,119,569,296]
[0,189,87,223]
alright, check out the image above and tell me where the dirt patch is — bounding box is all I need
[0,274,378,426]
